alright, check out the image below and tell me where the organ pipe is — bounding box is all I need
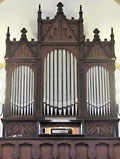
[46,54,50,115]
[10,66,34,116]
[50,51,54,115]
[58,49,62,115]
[43,49,78,116]
[67,51,71,115]
[87,66,110,116]
[71,53,75,115]
[63,50,67,115]
[54,50,58,115]
[43,58,46,115]
[74,57,78,115]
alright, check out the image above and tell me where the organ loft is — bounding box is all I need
[2,2,118,138]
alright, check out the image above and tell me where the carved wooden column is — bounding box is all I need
[80,64,84,117]
[33,143,40,159]
[53,144,58,159]
[14,144,19,159]
[88,143,96,159]
[36,61,41,117]
[4,63,12,117]
[109,144,114,159]
[109,63,117,117]
[71,144,76,159]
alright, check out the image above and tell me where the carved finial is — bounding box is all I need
[57,2,63,12]
[6,27,10,40]
[110,28,114,41]
[21,28,27,40]
[79,5,83,20]
[93,28,100,41]
[38,4,42,19]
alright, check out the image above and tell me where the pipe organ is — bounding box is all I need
[10,65,34,116]
[43,49,78,116]
[2,2,118,138]
[87,66,110,116]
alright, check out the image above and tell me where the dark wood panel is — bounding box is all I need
[96,144,109,159]
[40,144,53,159]
[20,144,32,159]
[114,144,120,159]
[58,144,70,159]
[2,144,14,159]
[75,144,88,159]
[0,137,120,159]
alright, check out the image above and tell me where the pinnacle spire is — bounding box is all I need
[6,27,10,40]
[110,28,114,41]
[93,28,100,41]
[20,28,27,40]
[57,2,63,13]
[38,4,42,19]
[79,5,83,20]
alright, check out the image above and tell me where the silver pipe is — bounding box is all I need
[15,67,18,115]
[71,53,75,116]
[96,66,99,115]
[18,67,20,115]
[86,71,88,113]
[88,69,91,115]
[50,51,54,115]
[22,66,24,115]
[11,70,14,115]
[58,49,62,115]
[12,69,15,115]
[93,66,96,115]
[23,66,25,115]
[104,68,107,115]
[46,54,50,115]
[67,51,71,115]
[101,67,105,115]
[43,58,47,115]
[29,68,32,116]
[63,50,67,116]
[74,56,78,115]
[107,71,110,115]
[54,50,58,115]
[98,66,102,115]
[26,66,30,116]
[91,68,94,116]
[32,69,34,115]
[25,66,28,115]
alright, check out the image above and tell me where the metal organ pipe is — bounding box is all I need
[87,66,110,116]
[54,50,58,115]
[63,50,67,115]
[43,58,47,115]
[10,66,34,116]
[58,49,62,115]
[43,49,78,116]
[107,71,110,114]
[50,51,54,115]
[67,51,71,115]
[70,53,75,115]
[46,54,50,115]
[74,57,78,115]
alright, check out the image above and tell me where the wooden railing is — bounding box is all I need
[0,136,120,159]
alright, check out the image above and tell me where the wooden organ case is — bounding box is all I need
[2,2,118,138]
